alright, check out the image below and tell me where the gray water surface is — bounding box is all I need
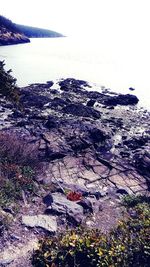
[0,37,150,109]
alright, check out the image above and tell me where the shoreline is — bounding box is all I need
[0,78,149,266]
[1,36,150,111]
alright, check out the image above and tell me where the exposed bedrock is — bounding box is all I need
[0,78,149,197]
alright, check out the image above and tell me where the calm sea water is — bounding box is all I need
[0,37,150,109]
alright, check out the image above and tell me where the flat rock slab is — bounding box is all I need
[22,215,57,233]
[46,193,84,224]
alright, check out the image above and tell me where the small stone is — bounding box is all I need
[10,234,20,240]
[129,87,135,91]
[86,99,96,107]
[116,188,129,195]
[77,198,93,213]
[43,194,53,206]
[89,190,108,199]
[0,208,14,222]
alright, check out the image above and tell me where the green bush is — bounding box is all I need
[0,131,40,209]
[32,200,150,267]
[0,60,19,102]
[122,194,150,208]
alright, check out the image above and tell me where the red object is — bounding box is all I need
[67,191,82,201]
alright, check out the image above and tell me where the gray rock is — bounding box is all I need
[133,150,150,178]
[62,103,101,119]
[0,259,14,265]
[85,196,101,213]
[77,198,93,213]
[89,189,108,199]
[46,193,84,224]
[86,99,96,107]
[116,188,129,195]
[22,215,57,233]
[43,194,53,206]
[10,234,21,241]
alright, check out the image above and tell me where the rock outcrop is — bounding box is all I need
[0,78,149,266]
[0,29,30,46]
[0,78,149,194]
[0,15,30,46]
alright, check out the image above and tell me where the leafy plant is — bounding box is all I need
[32,199,150,267]
[122,194,150,208]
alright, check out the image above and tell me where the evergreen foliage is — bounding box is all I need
[0,60,19,102]
[0,15,63,44]
[0,15,20,33]
[16,24,64,38]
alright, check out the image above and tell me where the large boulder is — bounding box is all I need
[123,136,149,150]
[59,78,89,92]
[89,128,106,143]
[103,94,139,106]
[63,103,101,119]
[133,151,150,179]
[20,92,50,108]
[45,115,58,129]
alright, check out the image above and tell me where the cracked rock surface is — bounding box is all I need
[0,78,150,266]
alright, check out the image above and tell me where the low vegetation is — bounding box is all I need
[122,194,150,208]
[32,196,150,267]
[0,131,39,210]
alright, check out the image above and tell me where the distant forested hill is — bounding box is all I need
[16,24,64,38]
[0,15,64,46]
[0,15,30,45]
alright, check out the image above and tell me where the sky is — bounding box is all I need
[1,0,150,39]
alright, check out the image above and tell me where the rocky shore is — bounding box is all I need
[0,78,150,266]
[0,28,30,46]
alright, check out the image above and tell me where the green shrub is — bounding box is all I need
[0,60,19,102]
[122,194,150,208]
[32,201,150,267]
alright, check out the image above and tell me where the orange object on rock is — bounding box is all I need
[67,191,82,201]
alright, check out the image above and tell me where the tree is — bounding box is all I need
[0,60,19,102]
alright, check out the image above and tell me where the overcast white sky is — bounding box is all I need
[1,0,150,38]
